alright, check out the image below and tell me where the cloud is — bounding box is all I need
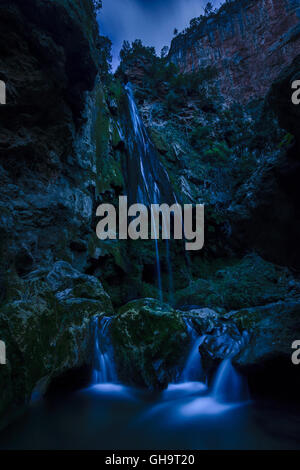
[98,0,224,70]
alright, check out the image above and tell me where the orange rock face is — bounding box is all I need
[169,0,300,103]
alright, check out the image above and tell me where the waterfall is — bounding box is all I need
[92,316,117,384]
[123,83,177,300]
[180,316,249,405]
[181,317,205,382]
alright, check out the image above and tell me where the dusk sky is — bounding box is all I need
[97,0,223,70]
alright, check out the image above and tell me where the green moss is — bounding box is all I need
[175,254,294,310]
[111,298,189,389]
[0,264,113,423]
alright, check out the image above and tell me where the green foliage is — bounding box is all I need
[203,142,231,164]
[166,89,182,112]
[118,37,217,109]
[278,133,295,149]
[119,39,156,63]
[108,79,123,103]
[191,125,211,150]
[93,0,102,12]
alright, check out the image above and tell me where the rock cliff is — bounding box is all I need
[169,0,300,103]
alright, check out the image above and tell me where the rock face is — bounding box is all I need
[269,54,300,151]
[0,0,100,275]
[169,0,300,103]
[232,300,300,367]
[194,299,300,397]
[0,0,114,427]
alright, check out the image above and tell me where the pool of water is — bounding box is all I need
[1,382,299,450]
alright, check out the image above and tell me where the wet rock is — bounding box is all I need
[111,298,189,390]
[228,300,300,368]
[199,322,249,374]
[0,263,113,425]
[47,261,112,307]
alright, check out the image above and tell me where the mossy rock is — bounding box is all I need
[228,300,300,367]
[0,261,113,426]
[111,298,189,389]
[175,254,297,311]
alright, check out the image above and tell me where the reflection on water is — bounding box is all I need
[1,379,300,450]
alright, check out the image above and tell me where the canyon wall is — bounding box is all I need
[0,0,114,427]
[169,0,300,103]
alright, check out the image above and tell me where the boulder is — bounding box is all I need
[111,298,189,389]
[175,254,297,311]
[229,300,300,367]
[0,262,113,428]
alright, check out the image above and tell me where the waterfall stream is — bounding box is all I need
[92,316,117,384]
[163,316,250,406]
[92,313,249,409]
[123,83,178,300]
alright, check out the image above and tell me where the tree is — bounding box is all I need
[119,39,156,63]
[119,40,131,61]
[93,0,102,12]
[160,46,169,59]
[173,28,178,36]
[204,2,213,16]
[189,17,202,29]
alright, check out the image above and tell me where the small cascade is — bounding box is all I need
[92,316,117,384]
[182,338,205,382]
[180,316,249,407]
[181,317,205,382]
[212,359,250,404]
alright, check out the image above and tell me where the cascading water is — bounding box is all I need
[172,316,249,406]
[212,358,250,404]
[92,316,117,384]
[123,83,178,300]
[180,317,205,382]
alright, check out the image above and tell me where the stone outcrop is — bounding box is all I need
[169,0,300,103]
[194,299,300,397]
[0,262,113,428]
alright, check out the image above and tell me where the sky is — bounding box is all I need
[97,0,224,70]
